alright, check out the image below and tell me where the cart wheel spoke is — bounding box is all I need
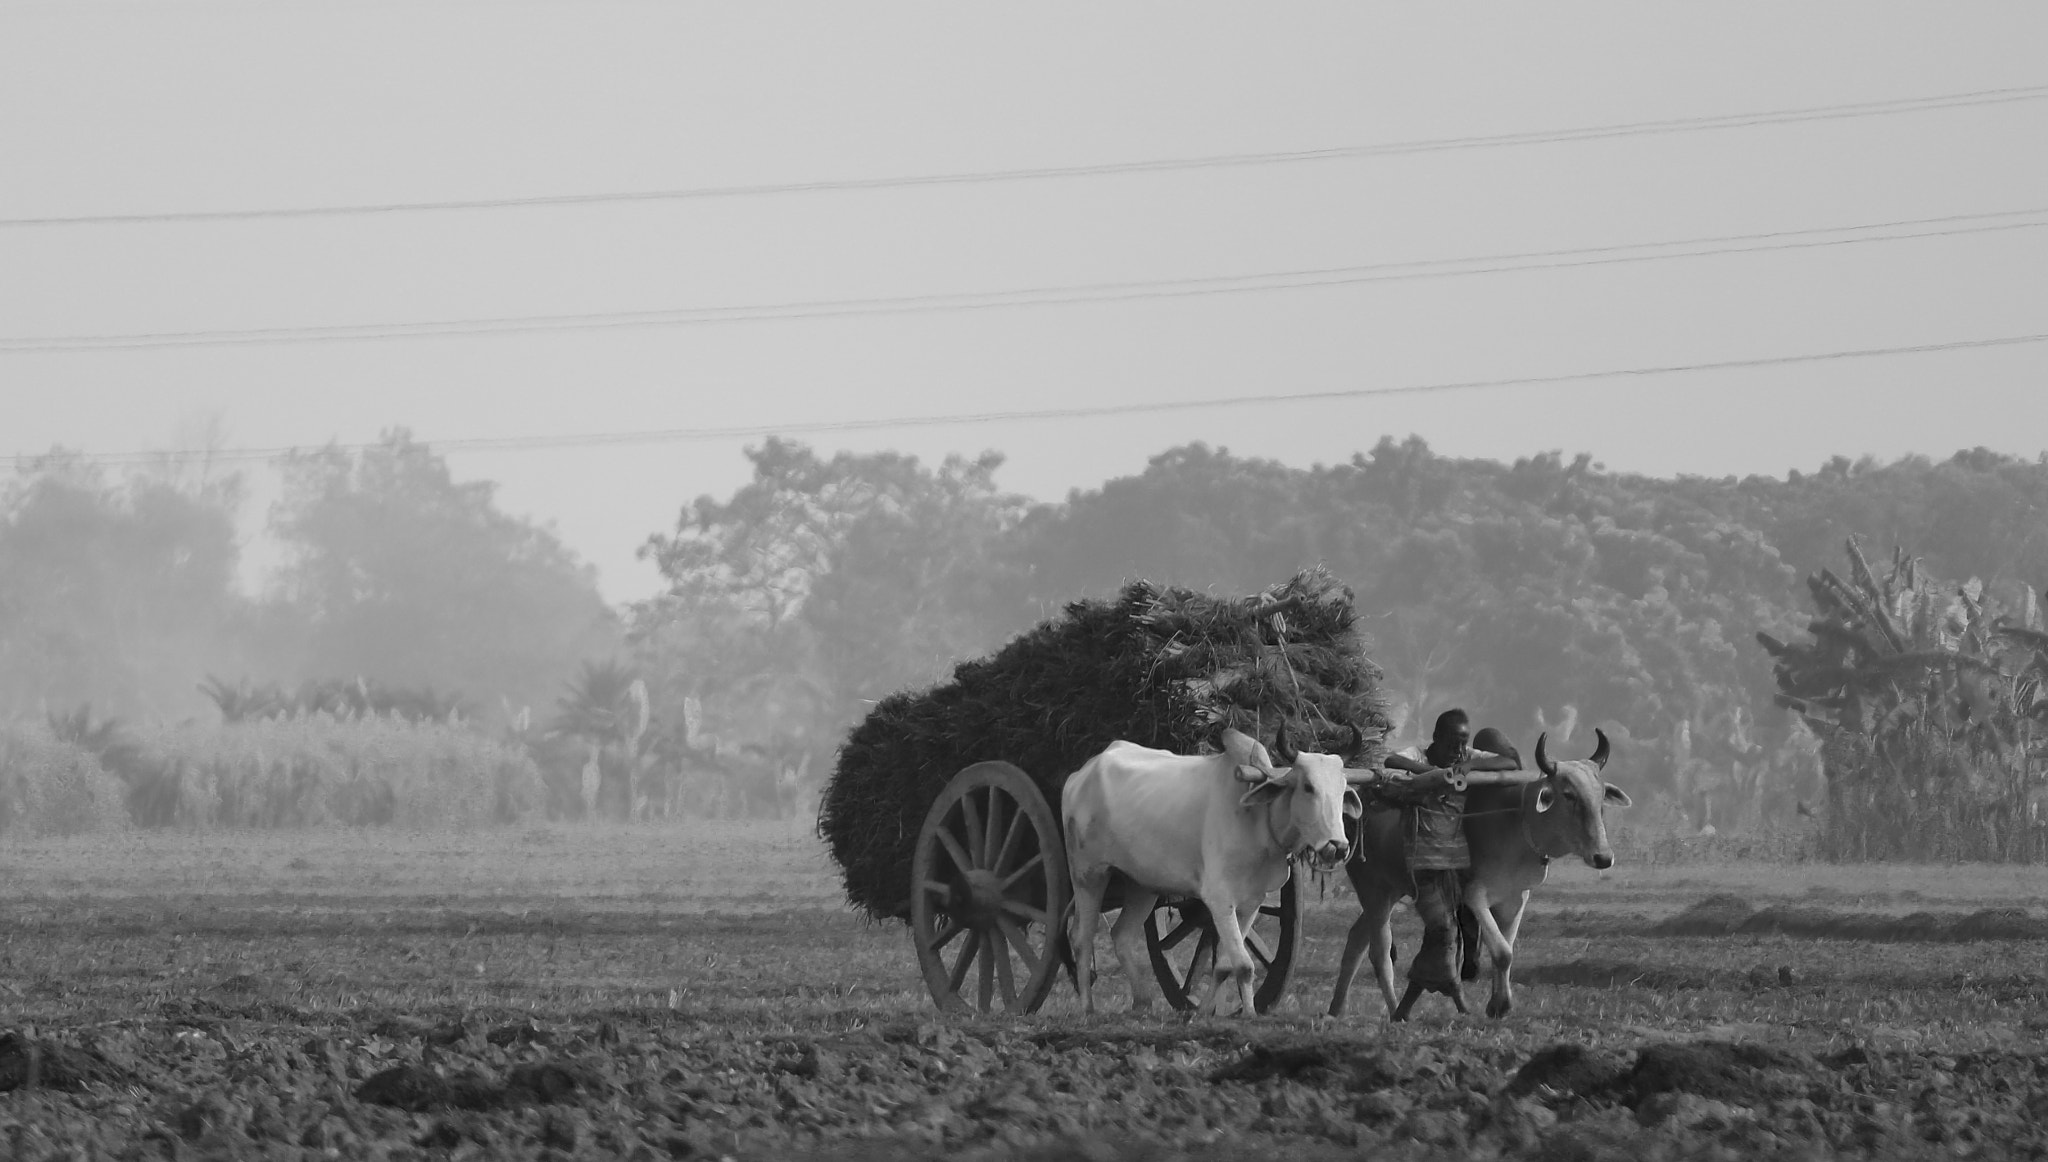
[982,787,1004,866]
[929,917,965,952]
[977,931,997,1010]
[1259,902,1285,920]
[935,829,974,879]
[948,928,983,994]
[1190,936,1217,985]
[920,878,952,901]
[999,852,1044,890]
[959,794,985,864]
[995,915,1042,979]
[992,808,1027,876]
[993,933,1017,1008]
[1000,898,1049,927]
[1159,916,1201,951]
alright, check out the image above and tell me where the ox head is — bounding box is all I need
[1221,722,1370,871]
[1528,729,1631,869]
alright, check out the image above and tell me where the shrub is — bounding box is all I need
[128,715,546,830]
[1818,725,2046,863]
[0,724,131,837]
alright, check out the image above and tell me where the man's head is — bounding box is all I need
[1432,709,1471,747]
[1426,708,1471,766]
[1472,727,1520,767]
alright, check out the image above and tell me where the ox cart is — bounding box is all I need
[902,739,1540,1014]
[818,568,1397,1016]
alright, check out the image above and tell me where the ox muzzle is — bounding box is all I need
[1302,838,1350,870]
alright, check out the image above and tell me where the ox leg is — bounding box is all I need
[1109,886,1162,1013]
[1489,891,1531,1018]
[1464,884,1528,1018]
[1069,866,1110,1016]
[1329,878,1398,1019]
[1231,901,1263,1016]
[1200,891,1255,1017]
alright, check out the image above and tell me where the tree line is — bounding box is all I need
[6,428,2045,832]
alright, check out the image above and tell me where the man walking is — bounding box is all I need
[1382,709,1520,997]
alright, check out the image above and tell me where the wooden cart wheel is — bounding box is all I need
[910,761,1070,1015]
[1143,874,1300,1014]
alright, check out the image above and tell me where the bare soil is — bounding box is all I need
[2,822,2046,1159]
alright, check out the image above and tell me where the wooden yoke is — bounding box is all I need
[1344,767,1544,795]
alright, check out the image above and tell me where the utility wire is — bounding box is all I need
[13,331,2047,470]
[4,83,2044,228]
[5,207,2044,353]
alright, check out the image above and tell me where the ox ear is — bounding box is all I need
[1342,786,1364,821]
[1603,783,1632,808]
[1533,783,1556,813]
[1238,778,1287,809]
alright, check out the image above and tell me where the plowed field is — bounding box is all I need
[3,823,2046,1159]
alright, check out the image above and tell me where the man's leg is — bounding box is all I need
[1395,795,1471,1019]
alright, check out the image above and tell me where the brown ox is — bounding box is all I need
[1328,730,1630,1020]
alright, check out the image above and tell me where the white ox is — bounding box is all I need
[1062,725,1365,1016]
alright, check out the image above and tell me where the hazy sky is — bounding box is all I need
[5,3,2045,602]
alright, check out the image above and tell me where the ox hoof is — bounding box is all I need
[1486,995,1513,1019]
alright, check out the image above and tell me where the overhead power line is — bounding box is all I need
[4,83,2044,228]
[4,206,2044,353]
[14,331,2047,470]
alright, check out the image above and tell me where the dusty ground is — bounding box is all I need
[2,822,2046,1159]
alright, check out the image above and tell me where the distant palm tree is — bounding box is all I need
[551,661,649,821]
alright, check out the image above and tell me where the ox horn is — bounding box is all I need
[1534,731,1558,777]
[1271,720,1298,765]
[1587,728,1611,770]
[1346,722,1368,758]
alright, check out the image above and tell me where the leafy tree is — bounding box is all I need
[269,430,619,714]
[633,439,1029,807]
[0,454,243,718]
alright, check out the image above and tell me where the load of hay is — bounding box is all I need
[820,567,1393,921]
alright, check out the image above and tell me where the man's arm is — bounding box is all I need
[1384,751,1433,774]
[1461,753,1522,773]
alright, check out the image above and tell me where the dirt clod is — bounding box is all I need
[356,1064,502,1111]
[506,1060,599,1104]
[1626,1041,1816,1107]
[488,1019,551,1046]
[1651,893,1756,935]
[1208,1042,1402,1091]
[1508,1044,1635,1104]
[0,1030,129,1091]
[1653,896,2048,942]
